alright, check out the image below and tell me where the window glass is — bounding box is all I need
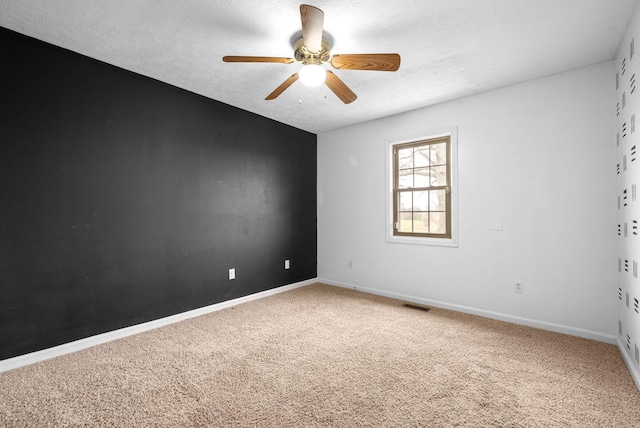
[392,135,451,239]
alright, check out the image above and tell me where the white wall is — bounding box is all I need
[318,61,617,341]
[616,2,640,384]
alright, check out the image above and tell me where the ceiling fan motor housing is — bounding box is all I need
[294,38,331,65]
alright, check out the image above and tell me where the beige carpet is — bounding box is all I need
[1,283,639,427]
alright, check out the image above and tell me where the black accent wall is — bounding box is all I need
[0,27,317,360]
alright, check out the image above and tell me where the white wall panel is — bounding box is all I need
[616,3,640,382]
[318,62,616,339]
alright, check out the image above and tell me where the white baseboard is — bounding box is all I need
[320,278,618,345]
[0,278,317,373]
[618,338,640,391]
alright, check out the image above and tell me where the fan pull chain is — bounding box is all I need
[299,81,303,104]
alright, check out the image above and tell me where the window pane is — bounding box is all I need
[429,189,446,210]
[413,191,428,211]
[399,212,413,232]
[413,212,429,233]
[399,192,413,211]
[398,148,413,169]
[429,212,446,234]
[431,165,447,186]
[431,143,447,166]
[399,169,413,188]
[413,146,429,167]
[414,168,430,187]
[392,134,452,240]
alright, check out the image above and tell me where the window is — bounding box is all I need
[387,129,458,247]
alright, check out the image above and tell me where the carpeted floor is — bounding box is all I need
[1,283,639,427]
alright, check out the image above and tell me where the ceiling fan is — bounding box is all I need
[222,4,401,104]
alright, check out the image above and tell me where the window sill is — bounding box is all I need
[386,234,459,248]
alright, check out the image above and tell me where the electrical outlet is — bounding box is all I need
[229,268,235,280]
[284,259,290,270]
[348,260,353,269]
[514,281,523,293]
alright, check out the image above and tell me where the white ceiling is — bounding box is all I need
[0,0,637,134]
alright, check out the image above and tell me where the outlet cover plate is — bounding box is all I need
[514,281,523,293]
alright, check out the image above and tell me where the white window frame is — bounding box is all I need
[386,127,459,247]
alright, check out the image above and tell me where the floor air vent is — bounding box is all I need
[403,303,430,312]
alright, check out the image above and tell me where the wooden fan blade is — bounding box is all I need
[330,53,401,71]
[300,4,324,53]
[265,73,299,100]
[325,71,357,104]
[223,56,295,64]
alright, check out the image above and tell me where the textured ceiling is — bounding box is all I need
[0,0,638,134]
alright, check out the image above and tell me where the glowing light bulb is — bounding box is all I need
[299,64,326,87]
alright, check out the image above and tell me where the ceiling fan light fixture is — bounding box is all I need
[299,64,326,87]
